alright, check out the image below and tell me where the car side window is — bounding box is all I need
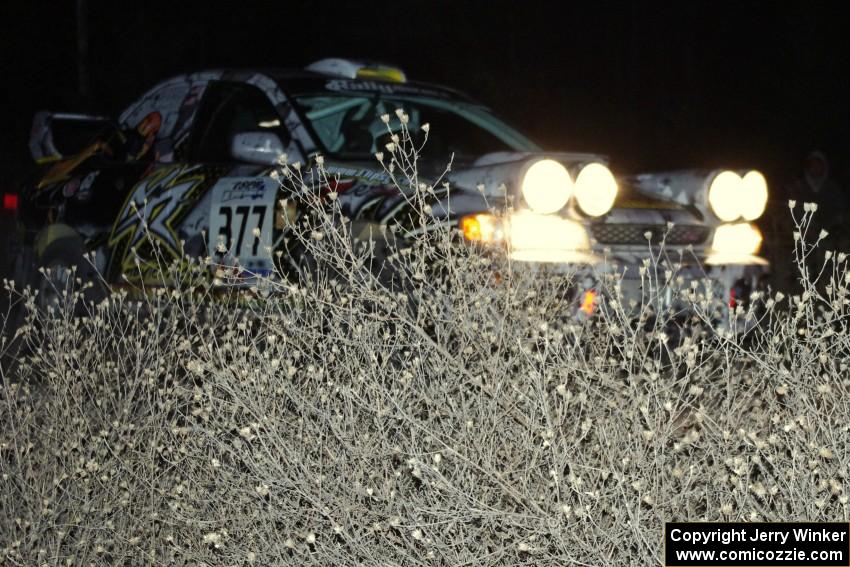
[189,82,289,163]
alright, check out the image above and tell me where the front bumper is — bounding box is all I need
[576,254,768,330]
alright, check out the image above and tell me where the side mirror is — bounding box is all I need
[231,132,285,165]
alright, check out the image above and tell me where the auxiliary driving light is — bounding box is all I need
[708,169,769,222]
[708,170,742,222]
[574,163,618,217]
[740,170,768,220]
[521,159,573,214]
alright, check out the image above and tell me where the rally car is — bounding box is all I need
[15,58,769,317]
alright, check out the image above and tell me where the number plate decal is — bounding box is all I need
[208,178,277,276]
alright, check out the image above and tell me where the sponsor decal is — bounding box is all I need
[323,165,391,184]
[324,79,447,98]
[221,179,267,202]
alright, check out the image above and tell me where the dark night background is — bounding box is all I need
[2,2,848,174]
[0,1,848,279]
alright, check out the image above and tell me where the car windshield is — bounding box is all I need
[292,93,540,165]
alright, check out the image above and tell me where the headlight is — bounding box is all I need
[740,170,768,220]
[459,213,503,243]
[574,163,618,216]
[711,222,763,255]
[521,159,573,214]
[708,169,769,221]
[708,170,742,221]
[506,210,598,263]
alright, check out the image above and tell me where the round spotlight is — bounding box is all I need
[574,163,618,217]
[741,170,768,220]
[521,159,573,214]
[708,170,743,222]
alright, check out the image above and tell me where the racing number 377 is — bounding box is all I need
[217,205,267,258]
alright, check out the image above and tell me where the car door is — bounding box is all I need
[104,80,294,284]
[186,81,294,282]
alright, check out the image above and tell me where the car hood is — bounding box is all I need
[447,151,606,199]
[323,153,709,231]
[448,152,707,225]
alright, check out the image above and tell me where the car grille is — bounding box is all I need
[590,224,711,246]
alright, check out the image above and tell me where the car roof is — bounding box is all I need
[174,68,478,103]
[117,67,488,164]
[286,71,474,100]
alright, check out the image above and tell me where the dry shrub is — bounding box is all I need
[1,120,848,565]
